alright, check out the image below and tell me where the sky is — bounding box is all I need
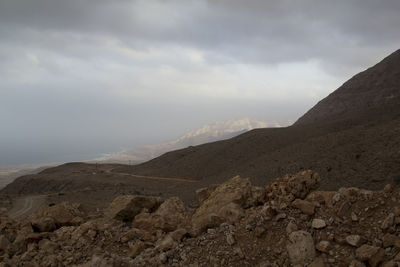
[1,0,400,166]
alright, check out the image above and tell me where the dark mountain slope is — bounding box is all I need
[295,49,400,125]
[115,50,400,190]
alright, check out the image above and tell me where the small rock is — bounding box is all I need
[226,233,236,246]
[351,212,358,221]
[381,213,395,230]
[346,235,364,247]
[38,239,59,254]
[349,260,366,267]
[373,238,383,248]
[233,246,245,259]
[129,241,146,258]
[275,213,286,221]
[382,233,400,248]
[207,228,216,234]
[254,226,266,237]
[384,184,392,193]
[159,252,167,264]
[156,235,177,251]
[337,201,351,218]
[312,219,326,229]
[286,221,298,234]
[315,241,330,253]
[332,192,341,203]
[287,230,316,265]
[169,228,188,242]
[0,235,10,251]
[356,244,384,267]
[383,260,397,267]
[292,199,315,215]
[261,205,278,219]
[309,257,325,267]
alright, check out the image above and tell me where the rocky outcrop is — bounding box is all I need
[191,176,252,235]
[265,170,320,203]
[2,170,400,266]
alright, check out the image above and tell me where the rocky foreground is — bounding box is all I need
[0,170,399,266]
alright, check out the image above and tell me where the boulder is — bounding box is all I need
[287,230,315,265]
[29,202,86,232]
[292,199,315,215]
[106,195,162,221]
[265,170,320,203]
[191,176,251,235]
[31,217,57,233]
[133,197,189,233]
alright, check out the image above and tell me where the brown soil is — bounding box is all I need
[0,163,202,210]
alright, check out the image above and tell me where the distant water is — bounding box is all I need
[0,149,112,167]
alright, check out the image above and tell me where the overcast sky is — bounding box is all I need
[1,0,399,166]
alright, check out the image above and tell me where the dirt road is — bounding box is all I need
[8,195,46,220]
[118,173,198,183]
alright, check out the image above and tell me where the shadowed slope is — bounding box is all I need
[295,49,400,125]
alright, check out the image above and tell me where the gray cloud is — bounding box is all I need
[0,0,399,165]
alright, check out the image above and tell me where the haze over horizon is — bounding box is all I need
[1,0,400,166]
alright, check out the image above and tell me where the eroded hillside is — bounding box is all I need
[1,171,400,266]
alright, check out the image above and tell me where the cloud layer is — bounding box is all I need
[1,0,399,165]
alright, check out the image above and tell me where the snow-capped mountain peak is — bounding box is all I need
[176,118,275,141]
[95,118,279,164]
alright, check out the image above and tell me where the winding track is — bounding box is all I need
[8,195,46,220]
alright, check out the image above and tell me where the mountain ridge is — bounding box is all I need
[115,49,400,191]
[295,49,400,125]
[96,118,276,164]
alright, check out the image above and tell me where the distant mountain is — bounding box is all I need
[115,49,400,191]
[0,163,57,189]
[96,118,278,164]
